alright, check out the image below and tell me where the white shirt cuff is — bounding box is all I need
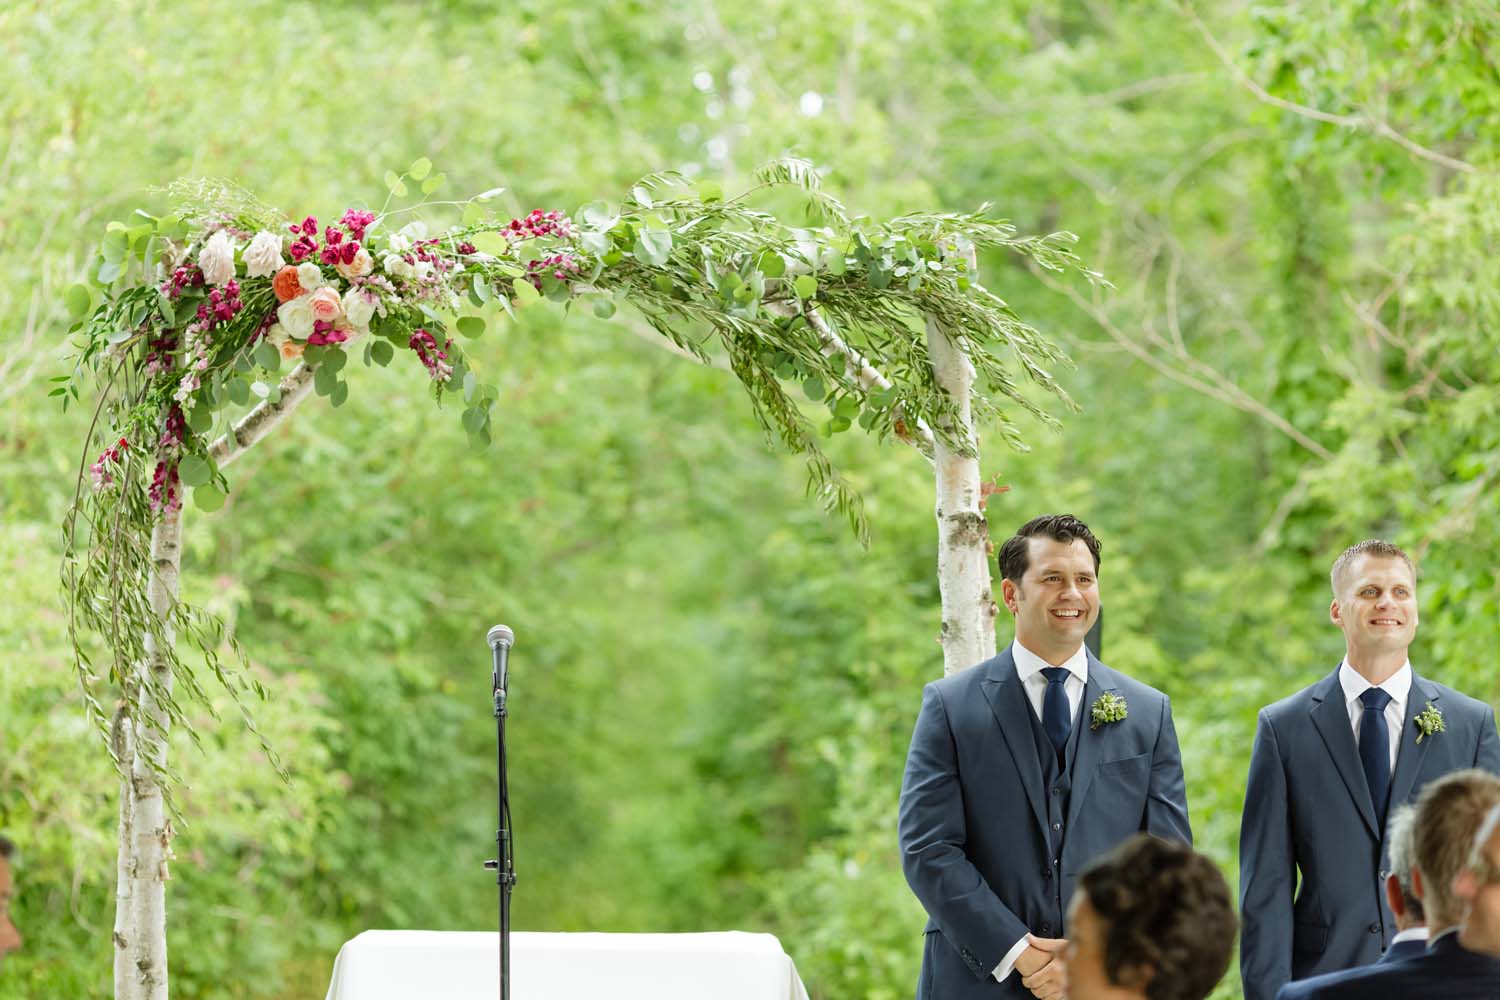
[992,935,1031,982]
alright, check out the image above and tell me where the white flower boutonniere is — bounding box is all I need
[1091,692,1128,731]
[1414,702,1445,744]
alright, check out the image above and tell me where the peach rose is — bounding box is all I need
[308,286,343,323]
[336,246,374,280]
[272,266,303,303]
[279,338,306,362]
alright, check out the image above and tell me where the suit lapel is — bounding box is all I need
[1309,668,1379,838]
[979,649,1049,838]
[1065,659,1110,832]
[1388,673,1440,814]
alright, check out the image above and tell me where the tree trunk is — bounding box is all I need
[114,503,182,1000]
[925,315,998,674]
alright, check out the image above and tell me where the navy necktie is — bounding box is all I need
[1041,667,1072,757]
[1359,687,1393,822]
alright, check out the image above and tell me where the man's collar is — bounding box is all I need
[1012,640,1088,684]
[1390,926,1429,945]
[1339,658,1412,706]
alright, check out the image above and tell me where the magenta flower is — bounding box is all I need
[340,209,375,243]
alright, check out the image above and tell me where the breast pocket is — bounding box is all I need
[1085,752,1151,834]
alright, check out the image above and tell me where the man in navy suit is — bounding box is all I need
[1275,770,1500,1000]
[1240,540,1500,1000]
[899,514,1192,1000]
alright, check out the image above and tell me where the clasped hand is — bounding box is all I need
[1015,932,1068,1000]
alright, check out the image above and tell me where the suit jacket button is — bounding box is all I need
[1040,923,1051,935]
[1368,923,1380,934]
[1042,868,1052,880]
[1052,822,1062,831]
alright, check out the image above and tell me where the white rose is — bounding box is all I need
[276,294,315,340]
[342,288,377,331]
[264,322,288,347]
[243,231,285,278]
[198,230,236,286]
[295,261,326,290]
[381,253,415,280]
[387,234,412,254]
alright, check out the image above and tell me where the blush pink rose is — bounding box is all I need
[336,246,374,279]
[308,286,343,323]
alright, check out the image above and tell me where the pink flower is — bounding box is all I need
[340,209,375,243]
[308,286,343,324]
[198,230,237,286]
[336,246,373,279]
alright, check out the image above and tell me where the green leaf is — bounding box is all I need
[634,229,673,267]
[178,454,212,488]
[422,172,446,195]
[457,316,486,339]
[803,376,826,401]
[226,377,250,406]
[462,406,485,433]
[592,297,616,319]
[322,348,347,374]
[462,202,485,226]
[472,273,492,303]
[97,258,123,284]
[827,416,852,433]
[757,251,787,279]
[330,380,349,408]
[65,283,93,318]
[794,274,818,299]
[193,484,227,512]
[631,185,654,208]
[696,180,724,203]
[408,156,432,180]
[580,201,619,229]
[384,170,409,197]
[822,248,847,275]
[511,279,540,306]
[314,365,338,397]
[370,340,395,367]
[253,341,281,372]
[101,229,130,264]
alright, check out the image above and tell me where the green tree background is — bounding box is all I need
[2,1,1496,997]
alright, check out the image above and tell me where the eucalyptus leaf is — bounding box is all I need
[178,455,212,488]
[457,316,486,339]
[408,157,432,180]
[193,484,227,512]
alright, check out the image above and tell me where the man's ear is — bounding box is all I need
[1385,873,1405,918]
[1001,578,1020,615]
[1411,866,1426,901]
[1330,598,1343,627]
[1453,869,1479,902]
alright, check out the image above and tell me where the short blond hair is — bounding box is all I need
[1330,539,1414,597]
[1412,770,1500,926]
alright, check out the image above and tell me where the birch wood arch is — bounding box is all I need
[59,159,1093,1000]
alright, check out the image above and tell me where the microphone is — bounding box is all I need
[487,624,515,702]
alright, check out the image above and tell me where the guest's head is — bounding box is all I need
[0,835,20,969]
[1383,804,1425,931]
[1409,769,1500,931]
[1064,835,1236,1000]
[1328,539,1418,660]
[1453,803,1500,955]
[999,514,1101,663]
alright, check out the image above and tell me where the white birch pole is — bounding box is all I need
[111,359,316,1000]
[114,501,182,1000]
[924,313,998,674]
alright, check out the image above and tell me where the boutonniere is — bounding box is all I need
[1091,692,1128,730]
[1414,702,1445,744]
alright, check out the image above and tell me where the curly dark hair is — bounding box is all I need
[1077,835,1236,1000]
[997,514,1102,582]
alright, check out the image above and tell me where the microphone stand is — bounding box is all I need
[485,627,516,1000]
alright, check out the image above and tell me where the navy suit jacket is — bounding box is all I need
[1275,932,1500,1000]
[898,647,1192,1000]
[1240,668,1500,1000]
[1378,936,1427,964]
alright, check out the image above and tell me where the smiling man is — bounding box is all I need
[899,514,1191,1000]
[1239,540,1500,1000]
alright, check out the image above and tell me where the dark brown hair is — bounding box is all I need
[1077,834,1236,1000]
[997,514,1101,583]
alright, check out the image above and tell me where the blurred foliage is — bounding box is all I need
[2,1,1498,998]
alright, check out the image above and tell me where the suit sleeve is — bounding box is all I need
[1240,709,1295,1000]
[1474,705,1500,774]
[1144,695,1192,845]
[898,682,1028,981]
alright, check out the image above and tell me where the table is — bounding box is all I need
[324,930,812,1000]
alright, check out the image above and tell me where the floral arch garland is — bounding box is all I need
[59,157,1093,999]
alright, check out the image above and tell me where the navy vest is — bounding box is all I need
[1026,691,1083,936]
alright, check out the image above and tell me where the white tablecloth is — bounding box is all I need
[324,930,812,1000]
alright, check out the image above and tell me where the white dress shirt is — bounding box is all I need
[993,640,1090,982]
[1389,926,1429,946]
[1338,659,1411,774]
